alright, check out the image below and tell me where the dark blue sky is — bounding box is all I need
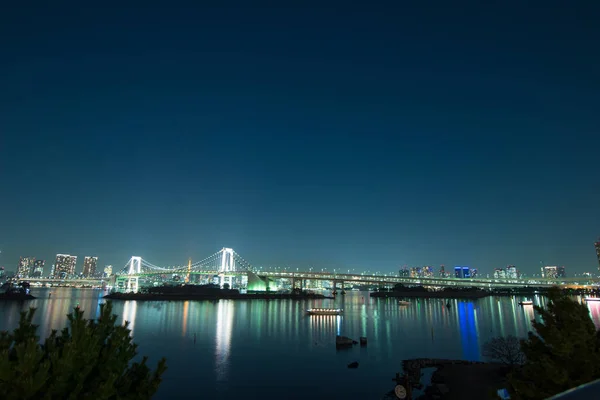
[1,1,599,275]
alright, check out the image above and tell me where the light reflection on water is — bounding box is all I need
[215,300,234,381]
[1,288,599,400]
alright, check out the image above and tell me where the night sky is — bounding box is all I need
[1,2,599,275]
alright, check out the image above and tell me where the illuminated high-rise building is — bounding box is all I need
[53,254,77,278]
[17,257,35,278]
[541,266,558,279]
[454,266,463,278]
[506,265,518,279]
[557,266,566,278]
[494,268,506,279]
[104,265,113,277]
[439,265,446,278]
[82,256,98,277]
[32,260,45,277]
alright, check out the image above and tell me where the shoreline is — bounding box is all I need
[382,358,509,400]
[0,293,36,301]
[371,291,489,299]
[104,292,335,301]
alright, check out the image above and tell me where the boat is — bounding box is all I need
[398,301,410,306]
[306,308,343,315]
[585,298,600,302]
[519,300,533,306]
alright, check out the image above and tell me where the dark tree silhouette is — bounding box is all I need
[509,288,600,399]
[0,301,166,399]
[482,335,525,366]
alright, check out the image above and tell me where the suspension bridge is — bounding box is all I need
[113,247,600,292]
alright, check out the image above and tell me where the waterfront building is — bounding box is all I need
[557,266,566,278]
[104,265,113,277]
[494,268,506,279]
[462,266,471,278]
[439,265,447,278]
[454,266,463,278]
[506,265,518,279]
[53,254,77,279]
[82,256,98,277]
[470,268,478,278]
[541,266,558,279]
[32,260,45,277]
[17,257,35,278]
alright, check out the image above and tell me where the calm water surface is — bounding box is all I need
[2,288,600,399]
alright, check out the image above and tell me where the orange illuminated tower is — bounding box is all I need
[185,258,192,283]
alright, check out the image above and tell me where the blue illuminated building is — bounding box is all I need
[454,266,462,278]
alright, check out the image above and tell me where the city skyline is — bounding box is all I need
[1,2,599,275]
[0,243,597,277]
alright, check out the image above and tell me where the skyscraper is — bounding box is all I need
[17,257,35,278]
[506,265,518,279]
[53,254,77,278]
[83,256,98,277]
[103,265,113,278]
[32,260,45,277]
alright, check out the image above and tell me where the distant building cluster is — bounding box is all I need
[398,266,435,278]
[494,265,519,279]
[454,266,476,279]
[541,265,566,279]
[11,254,105,279]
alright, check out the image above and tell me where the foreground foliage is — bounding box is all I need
[0,302,166,400]
[510,289,600,399]
[482,335,524,366]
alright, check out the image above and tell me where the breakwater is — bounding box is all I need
[104,292,334,301]
[371,291,489,299]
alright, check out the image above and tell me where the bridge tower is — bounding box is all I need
[128,257,142,275]
[219,248,235,288]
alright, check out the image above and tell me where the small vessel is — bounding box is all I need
[336,335,354,347]
[347,361,359,369]
[306,308,343,315]
[519,300,533,306]
[398,301,410,306]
